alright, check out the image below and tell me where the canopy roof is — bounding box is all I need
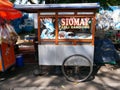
[14,3,100,13]
[0,0,22,20]
[0,0,13,7]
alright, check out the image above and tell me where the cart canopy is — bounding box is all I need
[14,3,100,13]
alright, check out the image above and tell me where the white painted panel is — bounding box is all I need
[38,45,94,65]
[38,45,56,65]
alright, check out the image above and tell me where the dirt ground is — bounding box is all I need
[0,63,120,90]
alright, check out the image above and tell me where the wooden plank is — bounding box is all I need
[38,12,40,44]
[55,12,58,45]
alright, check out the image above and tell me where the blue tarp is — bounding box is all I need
[11,13,34,33]
[94,38,119,64]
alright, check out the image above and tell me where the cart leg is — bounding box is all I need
[33,65,43,76]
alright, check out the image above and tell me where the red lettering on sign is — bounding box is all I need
[61,18,90,26]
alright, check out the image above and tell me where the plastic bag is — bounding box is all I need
[5,23,18,43]
[1,25,11,44]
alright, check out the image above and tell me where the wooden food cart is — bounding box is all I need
[15,3,100,82]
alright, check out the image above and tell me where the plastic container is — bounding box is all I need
[16,54,24,67]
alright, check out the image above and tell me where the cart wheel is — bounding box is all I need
[62,54,93,82]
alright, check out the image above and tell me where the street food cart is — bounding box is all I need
[15,3,99,82]
[0,0,22,72]
[0,22,21,72]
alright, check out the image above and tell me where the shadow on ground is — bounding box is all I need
[0,63,120,90]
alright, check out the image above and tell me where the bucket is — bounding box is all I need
[16,54,24,67]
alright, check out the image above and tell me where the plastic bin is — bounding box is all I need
[16,54,24,67]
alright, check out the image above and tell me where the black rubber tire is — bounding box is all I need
[62,54,93,82]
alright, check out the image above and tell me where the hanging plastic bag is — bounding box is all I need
[5,23,18,36]
[5,23,18,44]
[1,25,11,44]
